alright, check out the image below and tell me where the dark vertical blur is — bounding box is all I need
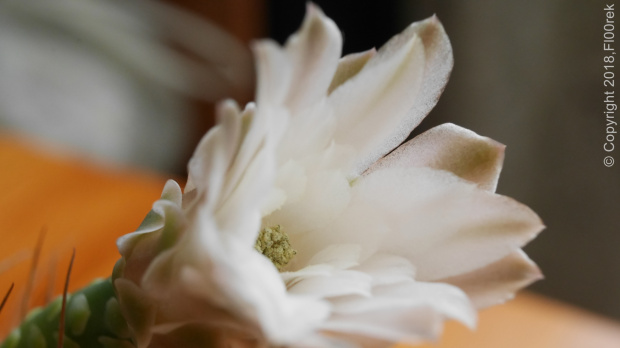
[162,0,266,175]
[269,0,397,54]
[268,1,620,320]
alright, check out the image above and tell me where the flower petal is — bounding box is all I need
[329,33,425,175]
[265,169,351,236]
[306,244,362,268]
[187,100,285,245]
[327,48,376,94]
[323,281,476,344]
[322,307,440,347]
[288,189,389,268]
[330,16,453,175]
[284,244,372,299]
[185,100,242,206]
[158,215,331,347]
[288,269,372,298]
[122,199,185,285]
[355,166,544,281]
[354,253,416,287]
[259,4,343,165]
[367,123,506,192]
[440,250,543,309]
[282,3,342,114]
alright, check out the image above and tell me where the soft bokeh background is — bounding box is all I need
[1,0,618,325]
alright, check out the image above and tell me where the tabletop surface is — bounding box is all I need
[1,135,619,347]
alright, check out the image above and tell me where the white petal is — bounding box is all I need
[187,101,285,246]
[221,103,287,208]
[354,253,416,287]
[327,48,376,94]
[322,308,439,346]
[178,239,331,346]
[252,5,342,165]
[281,264,336,285]
[288,269,372,298]
[252,40,292,108]
[373,281,476,329]
[261,159,307,217]
[282,244,361,284]
[356,166,544,281]
[324,281,476,344]
[330,16,453,175]
[289,192,389,267]
[329,33,425,175]
[215,143,276,245]
[276,100,338,166]
[266,169,351,236]
[401,15,454,131]
[186,100,242,207]
[307,244,363,269]
[270,160,308,209]
[333,281,475,326]
[283,3,342,113]
[441,250,543,309]
[162,87,312,345]
[367,123,506,192]
[186,207,325,345]
[283,245,371,299]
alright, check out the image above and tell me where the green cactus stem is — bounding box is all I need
[1,278,134,348]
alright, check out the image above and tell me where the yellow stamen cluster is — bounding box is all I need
[254,225,297,271]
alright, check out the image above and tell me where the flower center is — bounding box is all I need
[254,225,297,271]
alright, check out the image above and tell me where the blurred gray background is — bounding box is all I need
[1,0,618,321]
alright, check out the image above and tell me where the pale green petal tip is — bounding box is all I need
[160,179,183,206]
[156,203,184,252]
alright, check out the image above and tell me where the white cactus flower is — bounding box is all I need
[114,4,543,347]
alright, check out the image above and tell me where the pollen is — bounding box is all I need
[254,225,297,271]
